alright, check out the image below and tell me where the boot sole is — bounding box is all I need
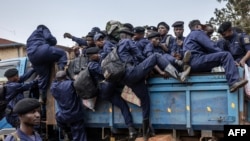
[180,66,191,82]
[183,51,191,64]
[230,80,248,92]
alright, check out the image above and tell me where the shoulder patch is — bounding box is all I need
[244,37,250,44]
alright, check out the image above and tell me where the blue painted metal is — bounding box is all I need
[84,68,246,132]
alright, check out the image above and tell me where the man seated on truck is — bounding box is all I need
[183,19,248,92]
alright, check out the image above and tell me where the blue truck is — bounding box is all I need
[0,57,250,141]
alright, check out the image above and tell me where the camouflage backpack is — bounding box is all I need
[105,20,123,43]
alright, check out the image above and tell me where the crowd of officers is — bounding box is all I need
[3,19,250,141]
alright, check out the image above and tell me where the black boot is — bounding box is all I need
[143,118,150,141]
[128,126,138,139]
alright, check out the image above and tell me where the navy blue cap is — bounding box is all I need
[157,22,170,30]
[86,47,100,55]
[13,98,40,114]
[146,26,157,31]
[218,21,232,34]
[147,31,160,39]
[119,27,134,36]
[172,21,184,28]
[4,68,18,78]
[94,33,104,41]
[133,26,145,34]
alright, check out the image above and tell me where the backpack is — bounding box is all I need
[101,47,126,82]
[105,20,123,43]
[73,68,98,99]
[0,84,7,120]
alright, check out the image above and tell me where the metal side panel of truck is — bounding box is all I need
[83,67,250,135]
[0,57,28,129]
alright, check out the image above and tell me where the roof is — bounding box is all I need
[0,38,25,47]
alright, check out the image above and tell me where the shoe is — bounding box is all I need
[128,126,138,139]
[182,50,191,64]
[179,65,191,82]
[230,79,248,92]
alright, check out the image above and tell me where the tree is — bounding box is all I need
[209,0,250,34]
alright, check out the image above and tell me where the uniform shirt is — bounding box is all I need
[134,38,150,55]
[144,42,165,57]
[88,60,104,83]
[4,128,42,141]
[50,79,84,122]
[160,34,175,54]
[117,39,145,65]
[71,36,88,47]
[183,30,222,55]
[5,69,37,111]
[103,40,116,59]
[171,36,186,59]
[217,31,250,63]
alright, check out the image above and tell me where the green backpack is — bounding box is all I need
[105,20,123,43]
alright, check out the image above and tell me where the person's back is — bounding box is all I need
[50,71,87,141]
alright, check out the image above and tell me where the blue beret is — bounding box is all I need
[157,22,170,30]
[4,68,18,78]
[147,31,160,39]
[119,27,134,36]
[94,33,104,41]
[146,26,157,31]
[91,27,101,34]
[133,26,145,34]
[218,21,232,34]
[123,23,134,31]
[13,98,40,114]
[86,32,95,38]
[86,47,100,55]
[172,21,184,27]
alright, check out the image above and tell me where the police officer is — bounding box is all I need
[93,33,115,60]
[4,98,42,141]
[171,21,186,60]
[217,21,250,67]
[117,27,191,140]
[183,20,248,92]
[26,25,67,118]
[85,47,138,139]
[50,71,87,141]
[145,26,157,38]
[157,21,175,53]
[4,68,38,128]
[133,26,150,55]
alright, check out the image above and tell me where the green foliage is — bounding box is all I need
[209,0,250,34]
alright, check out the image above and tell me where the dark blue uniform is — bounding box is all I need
[5,69,37,128]
[50,79,87,141]
[117,39,171,119]
[217,31,250,66]
[4,128,42,141]
[88,60,134,127]
[171,37,186,59]
[160,34,175,54]
[144,42,176,65]
[26,25,67,94]
[183,29,241,86]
